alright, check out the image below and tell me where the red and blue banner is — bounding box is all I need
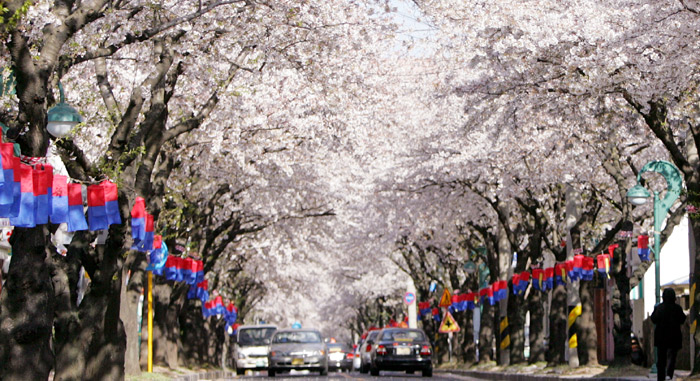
[101,180,121,225]
[638,235,650,261]
[50,174,68,223]
[9,162,35,227]
[87,184,108,231]
[67,183,88,232]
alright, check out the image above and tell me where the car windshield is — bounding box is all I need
[273,331,322,344]
[380,330,426,342]
[327,343,350,353]
[238,327,276,346]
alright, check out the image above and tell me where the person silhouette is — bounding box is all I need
[650,288,686,381]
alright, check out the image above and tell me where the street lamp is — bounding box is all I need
[47,82,82,138]
[626,160,683,305]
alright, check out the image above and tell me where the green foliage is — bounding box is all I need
[95,146,146,183]
[0,0,31,29]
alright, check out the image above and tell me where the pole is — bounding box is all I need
[148,270,153,373]
[407,280,417,329]
[653,191,662,305]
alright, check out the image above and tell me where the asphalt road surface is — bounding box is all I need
[230,370,486,380]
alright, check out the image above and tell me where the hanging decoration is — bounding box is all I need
[638,235,650,261]
[597,254,611,279]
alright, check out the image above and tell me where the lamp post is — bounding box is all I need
[47,82,82,138]
[626,160,682,375]
[626,160,683,305]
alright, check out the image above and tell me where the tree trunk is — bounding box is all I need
[51,247,84,381]
[180,301,207,367]
[548,284,567,365]
[81,229,127,381]
[611,256,633,366]
[462,308,476,364]
[578,280,598,365]
[120,251,147,375]
[528,290,546,363]
[0,227,54,381]
[479,303,495,363]
[508,291,526,363]
[165,283,188,368]
[143,282,173,367]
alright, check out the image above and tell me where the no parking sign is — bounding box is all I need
[403,292,415,305]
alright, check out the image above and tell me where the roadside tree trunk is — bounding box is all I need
[508,291,526,364]
[479,303,495,363]
[0,227,54,380]
[548,284,567,365]
[121,251,148,375]
[528,289,546,363]
[578,280,598,365]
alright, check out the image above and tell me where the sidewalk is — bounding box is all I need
[436,363,692,381]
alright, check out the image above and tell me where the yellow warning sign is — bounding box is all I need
[438,288,452,308]
[438,311,460,333]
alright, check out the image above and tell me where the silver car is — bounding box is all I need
[267,329,328,377]
[359,330,380,373]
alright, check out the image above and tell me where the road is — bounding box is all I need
[229,370,486,380]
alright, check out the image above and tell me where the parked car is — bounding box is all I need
[327,342,353,372]
[359,330,380,373]
[232,324,277,375]
[267,328,328,377]
[368,328,433,377]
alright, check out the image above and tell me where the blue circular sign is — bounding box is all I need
[404,292,415,305]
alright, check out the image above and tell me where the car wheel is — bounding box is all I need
[236,368,245,376]
[360,362,368,374]
[320,366,328,376]
[422,368,432,377]
[268,369,276,377]
[370,365,379,376]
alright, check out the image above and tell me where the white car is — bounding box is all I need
[233,324,277,375]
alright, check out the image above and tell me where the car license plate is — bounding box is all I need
[256,359,265,367]
[292,358,304,365]
[396,347,411,355]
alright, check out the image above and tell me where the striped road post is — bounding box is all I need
[568,304,582,366]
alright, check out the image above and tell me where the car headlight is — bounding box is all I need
[270,351,287,357]
[314,350,325,356]
[237,352,247,359]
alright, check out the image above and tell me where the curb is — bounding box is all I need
[171,370,235,381]
[437,368,653,381]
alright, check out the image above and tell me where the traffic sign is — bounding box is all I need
[403,292,415,305]
[438,288,452,308]
[438,311,460,333]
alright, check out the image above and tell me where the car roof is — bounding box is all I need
[237,324,277,329]
[274,328,321,334]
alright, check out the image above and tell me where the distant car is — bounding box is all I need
[267,329,328,377]
[359,330,380,373]
[327,342,353,372]
[368,328,433,377]
[232,324,277,375]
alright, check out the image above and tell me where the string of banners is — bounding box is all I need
[0,130,120,230]
[418,240,650,320]
[139,201,237,334]
[0,130,238,334]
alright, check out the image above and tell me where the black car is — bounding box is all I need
[369,328,432,377]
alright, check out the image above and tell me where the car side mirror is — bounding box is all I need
[264,338,271,344]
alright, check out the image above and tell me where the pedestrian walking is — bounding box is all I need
[650,288,686,381]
